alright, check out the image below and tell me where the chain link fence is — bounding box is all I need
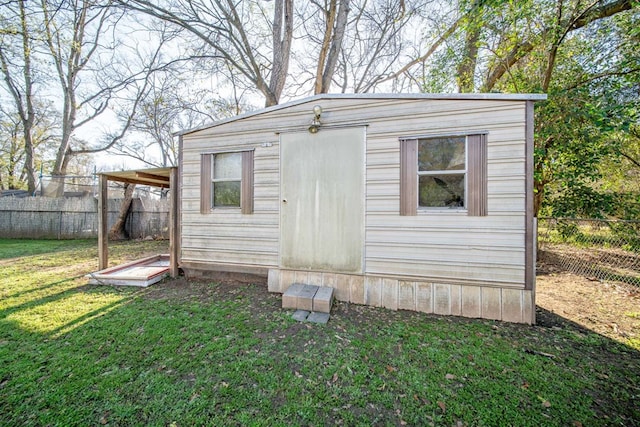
[537,217,640,287]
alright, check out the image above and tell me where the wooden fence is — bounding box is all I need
[0,197,170,239]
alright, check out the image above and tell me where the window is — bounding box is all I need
[212,153,241,207]
[200,150,254,214]
[400,133,487,216]
[418,136,466,208]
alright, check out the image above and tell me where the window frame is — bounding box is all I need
[417,136,468,211]
[211,152,242,209]
[400,132,487,217]
[200,149,254,214]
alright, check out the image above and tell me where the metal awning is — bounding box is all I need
[99,167,173,189]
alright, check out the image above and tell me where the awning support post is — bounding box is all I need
[169,167,179,278]
[98,174,108,270]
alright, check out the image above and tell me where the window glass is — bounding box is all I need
[418,137,465,171]
[213,153,241,180]
[419,175,465,207]
[418,136,466,209]
[212,152,242,208]
[212,181,241,207]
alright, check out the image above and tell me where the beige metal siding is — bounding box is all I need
[181,98,528,287]
[181,134,280,269]
[362,100,527,286]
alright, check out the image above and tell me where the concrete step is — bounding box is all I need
[282,283,334,314]
[298,284,318,311]
[282,283,305,310]
[313,286,334,313]
[292,310,330,324]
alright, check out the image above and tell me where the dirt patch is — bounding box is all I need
[141,277,269,302]
[143,262,640,347]
[536,259,640,344]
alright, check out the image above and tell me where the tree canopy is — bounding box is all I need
[0,0,638,217]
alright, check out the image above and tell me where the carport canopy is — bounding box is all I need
[100,167,173,188]
[97,167,179,278]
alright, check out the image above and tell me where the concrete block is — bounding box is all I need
[267,269,281,293]
[280,270,296,290]
[481,287,502,320]
[382,278,398,310]
[349,275,365,305]
[398,281,416,311]
[313,286,334,313]
[365,277,382,307]
[282,283,304,309]
[433,283,450,315]
[501,288,523,323]
[307,312,330,324]
[416,282,433,313]
[450,284,461,316]
[292,310,310,322]
[297,284,319,311]
[308,271,323,287]
[461,285,481,318]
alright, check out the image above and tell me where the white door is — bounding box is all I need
[280,127,365,273]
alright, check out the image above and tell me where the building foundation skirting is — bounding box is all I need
[268,269,534,324]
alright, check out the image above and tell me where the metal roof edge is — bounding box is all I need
[177,92,548,136]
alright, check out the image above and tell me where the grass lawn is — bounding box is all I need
[1,239,639,426]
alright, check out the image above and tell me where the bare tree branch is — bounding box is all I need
[362,9,467,90]
[118,0,293,107]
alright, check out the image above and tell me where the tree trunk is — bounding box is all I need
[457,28,480,93]
[319,0,350,94]
[314,0,337,94]
[456,2,481,94]
[534,179,545,218]
[108,183,135,241]
[267,0,293,106]
[22,124,36,194]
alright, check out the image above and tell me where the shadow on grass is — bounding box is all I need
[0,279,90,320]
[0,239,95,261]
[47,295,138,338]
[532,307,640,424]
[2,276,87,301]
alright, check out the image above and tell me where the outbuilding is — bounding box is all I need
[178,93,546,324]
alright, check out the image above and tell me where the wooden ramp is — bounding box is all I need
[86,254,170,287]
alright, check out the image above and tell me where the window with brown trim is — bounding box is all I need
[201,150,254,214]
[400,134,487,216]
